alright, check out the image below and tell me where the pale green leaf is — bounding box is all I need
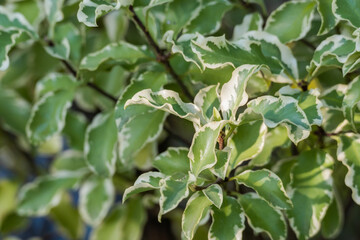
[208,196,245,240]
[343,76,360,130]
[51,150,89,176]
[153,147,190,175]
[239,192,287,240]
[84,111,118,177]
[316,0,338,35]
[125,89,203,126]
[79,176,115,226]
[118,110,166,164]
[232,169,292,210]
[265,0,316,43]
[123,172,165,203]
[228,120,267,170]
[247,95,311,144]
[26,90,74,145]
[189,121,226,177]
[80,42,151,71]
[91,199,146,240]
[35,73,78,98]
[182,192,212,240]
[335,133,360,204]
[202,184,223,209]
[286,149,334,240]
[63,111,88,151]
[18,175,78,216]
[333,0,360,28]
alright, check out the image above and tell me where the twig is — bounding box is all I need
[128,5,194,101]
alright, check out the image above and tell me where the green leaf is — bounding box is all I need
[279,86,323,126]
[228,120,267,170]
[343,52,360,76]
[251,126,288,166]
[63,111,88,151]
[286,149,334,240]
[125,89,203,126]
[0,30,21,71]
[163,0,202,36]
[333,0,360,28]
[79,42,151,71]
[335,133,360,204]
[18,175,78,216]
[233,13,263,41]
[315,0,338,35]
[202,184,223,209]
[211,147,231,179]
[247,95,311,144]
[232,169,292,210]
[153,147,190,175]
[35,73,78,98]
[220,65,262,120]
[26,90,74,145]
[265,0,316,43]
[184,0,231,35]
[321,191,343,239]
[0,88,31,135]
[307,35,356,77]
[0,6,38,39]
[91,199,146,240]
[189,121,226,177]
[319,84,347,110]
[182,192,212,240]
[343,76,360,130]
[123,172,165,203]
[84,111,118,177]
[194,85,220,121]
[77,0,121,27]
[239,192,287,240]
[209,196,245,240]
[51,150,89,176]
[191,31,298,79]
[115,71,167,130]
[118,110,166,164]
[158,174,191,221]
[79,176,115,226]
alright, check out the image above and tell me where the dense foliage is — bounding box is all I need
[1,0,360,239]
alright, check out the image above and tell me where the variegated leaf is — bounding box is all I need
[26,90,74,145]
[44,0,64,37]
[316,0,338,35]
[232,169,292,210]
[232,13,263,41]
[319,84,347,110]
[238,192,287,240]
[286,150,333,240]
[125,89,203,126]
[194,84,220,122]
[189,121,226,177]
[51,150,89,176]
[247,95,311,144]
[265,0,316,43]
[342,76,360,130]
[35,73,78,99]
[211,147,231,179]
[84,111,118,177]
[209,196,245,240]
[0,30,21,71]
[333,0,360,29]
[18,175,78,216]
[79,176,115,226]
[80,42,151,71]
[228,120,267,170]
[202,184,223,209]
[321,191,343,239]
[182,191,212,240]
[153,147,190,175]
[122,172,165,203]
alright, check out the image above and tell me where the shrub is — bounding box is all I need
[0,0,360,239]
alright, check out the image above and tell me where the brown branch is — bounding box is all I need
[128,5,194,101]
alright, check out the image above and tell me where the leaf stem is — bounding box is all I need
[128,5,194,101]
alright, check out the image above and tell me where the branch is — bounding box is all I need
[128,5,194,101]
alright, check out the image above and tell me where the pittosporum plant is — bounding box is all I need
[1,0,360,239]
